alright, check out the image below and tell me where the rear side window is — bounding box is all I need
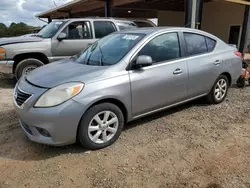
[184,33,207,56]
[206,37,216,52]
[94,21,116,38]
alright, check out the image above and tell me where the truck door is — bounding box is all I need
[51,21,96,60]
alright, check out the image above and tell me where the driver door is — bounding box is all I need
[51,21,96,60]
[129,32,188,117]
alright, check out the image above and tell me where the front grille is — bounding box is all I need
[15,88,32,106]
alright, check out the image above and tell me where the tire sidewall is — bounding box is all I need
[15,58,44,80]
[211,75,229,104]
[78,103,124,150]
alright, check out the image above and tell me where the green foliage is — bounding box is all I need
[0,22,41,38]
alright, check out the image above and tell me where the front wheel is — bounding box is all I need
[78,103,124,150]
[15,58,44,80]
[206,75,229,104]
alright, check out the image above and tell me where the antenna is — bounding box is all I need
[53,0,57,7]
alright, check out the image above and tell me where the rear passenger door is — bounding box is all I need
[183,32,219,98]
[93,21,117,39]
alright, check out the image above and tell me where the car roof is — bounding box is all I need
[54,17,153,24]
[119,27,220,40]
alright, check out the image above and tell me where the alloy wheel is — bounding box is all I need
[88,111,119,144]
[214,78,227,101]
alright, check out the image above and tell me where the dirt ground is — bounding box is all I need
[1,74,250,188]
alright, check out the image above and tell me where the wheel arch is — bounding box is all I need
[13,52,49,73]
[85,98,128,123]
[76,97,129,140]
[220,72,232,86]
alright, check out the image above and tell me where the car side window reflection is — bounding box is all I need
[184,33,207,56]
[137,32,181,64]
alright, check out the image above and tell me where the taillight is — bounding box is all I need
[234,51,242,58]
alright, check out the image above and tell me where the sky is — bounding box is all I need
[0,0,72,26]
[0,0,158,27]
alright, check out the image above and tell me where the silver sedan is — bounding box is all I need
[13,27,241,150]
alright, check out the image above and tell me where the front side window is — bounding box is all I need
[38,21,66,38]
[62,21,92,39]
[184,33,207,56]
[138,32,181,63]
[94,21,117,38]
[74,33,145,66]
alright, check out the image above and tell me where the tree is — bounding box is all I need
[0,22,41,38]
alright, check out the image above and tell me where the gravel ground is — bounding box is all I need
[1,74,250,188]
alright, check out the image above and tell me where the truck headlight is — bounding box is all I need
[34,82,84,107]
[0,47,6,59]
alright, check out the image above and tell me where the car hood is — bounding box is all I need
[0,36,43,46]
[26,59,107,88]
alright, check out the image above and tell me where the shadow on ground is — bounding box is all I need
[0,76,16,89]
[0,97,209,162]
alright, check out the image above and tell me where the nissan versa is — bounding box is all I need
[13,28,241,150]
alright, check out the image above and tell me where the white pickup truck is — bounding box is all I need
[0,18,155,79]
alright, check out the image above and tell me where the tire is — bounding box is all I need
[78,103,124,150]
[206,75,229,104]
[237,77,246,88]
[15,58,44,80]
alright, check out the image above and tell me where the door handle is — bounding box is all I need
[173,69,182,75]
[214,60,221,65]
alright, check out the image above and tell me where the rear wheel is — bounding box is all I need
[15,58,44,80]
[207,75,229,104]
[78,103,124,150]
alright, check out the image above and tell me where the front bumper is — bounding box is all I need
[0,60,14,74]
[13,78,86,146]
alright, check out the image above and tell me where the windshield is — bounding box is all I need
[37,21,66,38]
[74,33,145,66]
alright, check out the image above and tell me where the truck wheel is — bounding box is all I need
[15,58,44,80]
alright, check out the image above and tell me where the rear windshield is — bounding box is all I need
[134,21,154,27]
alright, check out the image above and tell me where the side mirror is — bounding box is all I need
[134,55,153,69]
[57,32,67,41]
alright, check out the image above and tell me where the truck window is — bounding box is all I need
[116,21,137,30]
[93,21,117,38]
[62,21,92,39]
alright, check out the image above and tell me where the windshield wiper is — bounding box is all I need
[33,34,43,38]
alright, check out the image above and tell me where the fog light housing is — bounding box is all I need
[36,127,51,137]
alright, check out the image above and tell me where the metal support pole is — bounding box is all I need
[185,0,203,29]
[239,5,250,53]
[105,0,113,17]
[191,0,197,28]
[185,0,193,28]
[196,0,204,29]
[48,17,52,23]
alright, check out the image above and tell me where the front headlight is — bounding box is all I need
[34,82,84,107]
[0,47,6,59]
